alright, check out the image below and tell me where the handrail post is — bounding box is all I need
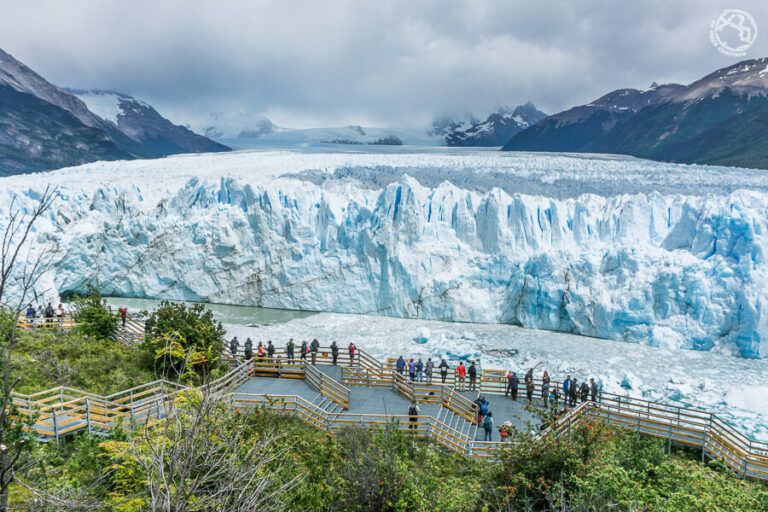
[85,398,91,434]
[52,408,59,445]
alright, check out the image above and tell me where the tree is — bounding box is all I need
[143,301,226,383]
[71,287,119,340]
[0,186,58,510]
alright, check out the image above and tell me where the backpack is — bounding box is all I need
[483,415,492,430]
[408,405,418,416]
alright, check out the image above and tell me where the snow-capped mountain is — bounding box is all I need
[71,89,230,158]
[504,58,768,169]
[0,48,229,176]
[427,114,478,137]
[444,103,547,146]
[3,150,768,359]
[193,112,284,140]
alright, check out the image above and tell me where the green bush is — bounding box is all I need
[12,329,154,394]
[71,288,119,340]
[142,301,226,384]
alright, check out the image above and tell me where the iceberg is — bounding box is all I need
[2,149,767,359]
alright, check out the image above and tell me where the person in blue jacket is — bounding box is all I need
[396,356,406,375]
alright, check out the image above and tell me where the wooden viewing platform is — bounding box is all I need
[17,312,145,343]
[9,342,768,481]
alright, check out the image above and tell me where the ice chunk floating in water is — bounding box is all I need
[2,149,768,359]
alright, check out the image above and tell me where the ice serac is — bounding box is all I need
[30,169,767,359]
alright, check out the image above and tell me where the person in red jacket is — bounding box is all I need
[456,362,467,391]
[347,342,357,366]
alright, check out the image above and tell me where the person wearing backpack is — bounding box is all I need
[506,371,519,400]
[229,337,239,358]
[396,355,406,375]
[286,339,295,363]
[468,362,478,391]
[330,341,339,365]
[438,359,449,384]
[244,338,253,361]
[310,338,320,364]
[483,411,494,441]
[408,401,420,431]
[267,340,275,362]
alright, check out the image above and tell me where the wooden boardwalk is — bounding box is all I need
[9,341,768,481]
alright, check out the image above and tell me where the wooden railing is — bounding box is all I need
[304,364,350,410]
[16,312,146,344]
[12,339,768,480]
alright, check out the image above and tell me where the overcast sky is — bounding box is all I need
[2,0,767,128]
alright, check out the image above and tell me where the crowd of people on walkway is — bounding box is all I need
[229,336,358,367]
[24,302,67,325]
[231,338,602,443]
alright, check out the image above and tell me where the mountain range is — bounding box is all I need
[0,48,228,176]
[503,58,768,169]
[443,102,547,146]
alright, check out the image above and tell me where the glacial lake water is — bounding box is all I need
[103,297,317,326]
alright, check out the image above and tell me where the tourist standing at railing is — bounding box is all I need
[119,306,128,327]
[563,375,572,406]
[26,304,35,323]
[229,337,239,357]
[310,338,320,364]
[468,362,478,391]
[300,340,308,362]
[56,304,66,322]
[244,338,253,361]
[330,341,339,365]
[44,302,54,323]
[348,342,357,365]
[416,358,424,382]
[579,381,589,403]
[483,411,494,441]
[542,371,551,408]
[568,378,578,406]
[256,342,266,363]
[408,359,416,381]
[590,378,599,402]
[286,339,295,363]
[267,340,275,362]
[425,358,434,383]
[438,358,449,384]
[408,401,420,430]
[524,369,534,402]
[396,355,406,375]
[456,362,466,391]
[506,371,518,400]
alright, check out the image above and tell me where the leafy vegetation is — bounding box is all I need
[142,301,226,384]
[70,287,119,340]
[10,408,767,511]
[11,329,153,395]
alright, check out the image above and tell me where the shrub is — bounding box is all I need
[142,301,226,383]
[71,288,119,340]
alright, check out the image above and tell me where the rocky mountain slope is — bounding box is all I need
[0,48,229,175]
[503,59,768,169]
[445,102,546,146]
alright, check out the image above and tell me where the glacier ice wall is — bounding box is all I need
[15,170,767,359]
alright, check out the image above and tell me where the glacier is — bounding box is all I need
[2,149,768,359]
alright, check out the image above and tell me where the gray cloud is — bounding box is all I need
[1,0,767,127]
